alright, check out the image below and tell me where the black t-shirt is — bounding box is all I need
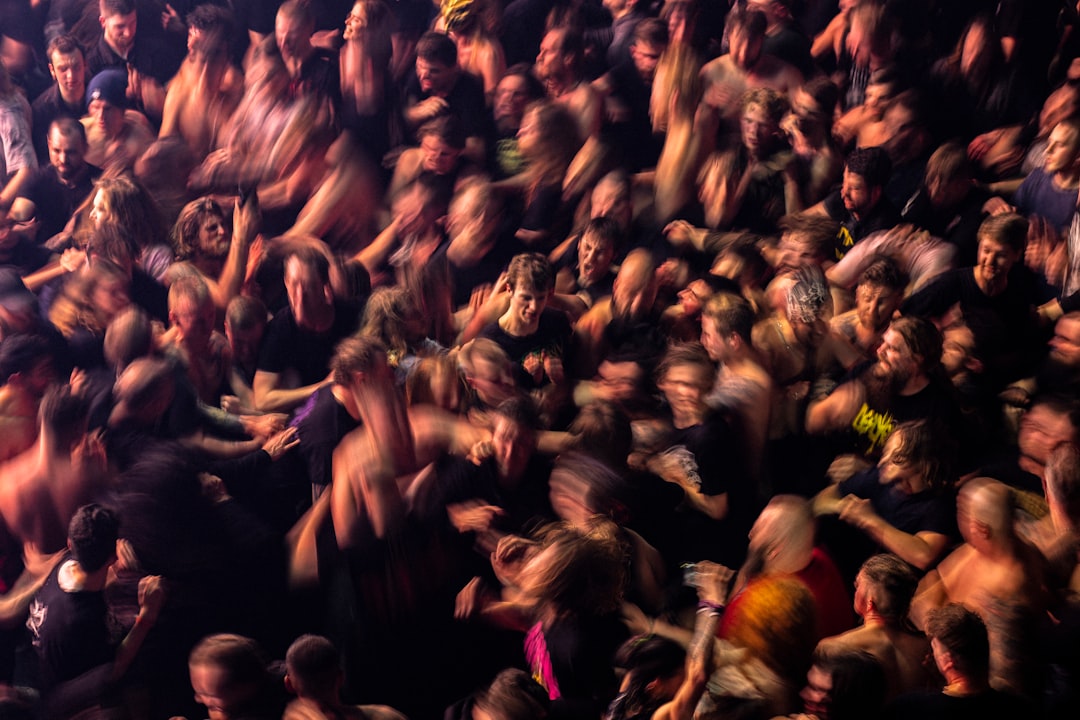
[0,236,52,275]
[403,71,491,146]
[23,164,102,243]
[839,465,957,539]
[257,299,360,387]
[30,86,84,162]
[479,308,573,391]
[823,191,901,261]
[27,555,112,689]
[290,384,360,492]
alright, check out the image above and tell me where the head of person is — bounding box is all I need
[504,252,554,328]
[1018,394,1080,476]
[88,174,165,253]
[459,338,517,409]
[0,268,40,336]
[275,0,315,60]
[925,141,974,209]
[878,420,956,496]
[845,0,891,66]
[169,274,214,350]
[1049,312,1080,369]
[1045,442,1080,531]
[881,90,930,165]
[225,295,267,368]
[788,77,839,138]
[595,353,648,408]
[406,354,463,410]
[925,603,990,684]
[359,286,424,360]
[875,315,941,386]
[612,634,686,717]
[189,634,273,720]
[104,306,153,371]
[418,114,466,175]
[284,634,342,703]
[700,291,754,363]
[517,100,581,175]
[172,197,230,262]
[841,147,891,217]
[727,7,767,71]
[0,334,54,397]
[566,402,633,471]
[86,68,128,137]
[649,41,702,133]
[40,384,91,451]
[342,0,394,69]
[471,668,549,720]
[1045,118,1080,177]
[630,18,669,82]
[800,648,886,720]
[549,449,632,525]
[68,503,119,572]
[99,0,137,55]
[578,216,619,287]
[955,13,1001,81]
[415,31,459,95]
[956,478,1014,551]
[656,342,715,419]
[590,169,633,231]
[740,87,788,157]
[51,259,131,336]
[786,264,833,347]
[744,494,815,580]
[329,335,390,395]
[854,256,905,333]
[941,321,981,380]
[186,3,234,60]
[712,240,769,290]
[394,172,453,236]
[975,212,1026,287]
[493,63,544,132]
[776,213,839,272]
[111,356,176,425]
[47,117,90,184]
[536,26,583,82]
[676,274,728,320]
[284,246,333,329]
[47,34,86,102]
[853,553,919,623]
[490,396,541,480]
[612,248,657,322]
[862,67,898,116]
[517,520,626,616]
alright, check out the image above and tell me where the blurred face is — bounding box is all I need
[536,30,566,80]
[578,232,615,286]
[700,315,727,362]
[1018,404,1077,473]
[494,74,530,127]
[730,27,762,71]
[678,279,711,317]
[791,314,830,348]
[284,256,330,328]
[190,663,251,720]
[507,281,547,329]
[420,134,460,175]
[591,179,632,230]
[49,50,85,100]
[101,11,137,55]
[275,13,309,60]
[597,359,642,402]
[492,415,534,480]
[862,81,892,114]
[171,296,214,349]
[89,98,124,137]
[855,282,900,332]
[1044,123,1080,174]
[841,168,878,216]
[878,430,927,494]
[657,362,710,418]
[778,231,824,272]
[1050,317,1080,367]
[197,212,229,258]
[630,40,663,81]
[226,323,264,367]
[343,2,367,40]
[549,467,593,523]
[48,129,87,182]
[741,103,779,156]
[88,190,110,227]
[975,236,1019,289]
[92,275,131,323]
[960,23,991,78]
[416,57,453,95]
[516,107,541,157]
[468,357,515,407]
[800,665,833,719]
[941,324,976,376]
[927,172,970,209]
[875,327,918,384]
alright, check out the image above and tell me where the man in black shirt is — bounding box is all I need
[810,146,900,261]
[22,118,101,243]
[31,35,87,162]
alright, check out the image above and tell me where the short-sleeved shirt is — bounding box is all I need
[0,94,37,180]
[257,300,361,387]
[823,191,901,261]
[1013,167,1077,233]
[838,466,957,539]
[290,384,360,493]
[479,308,573,390]
[22,162,102,242]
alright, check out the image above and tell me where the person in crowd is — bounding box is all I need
[20,118,101,245]
[31,35,87,161]
[808,146,899,261]
[829,256,906,370]
[797,646,887,720]
[188,634,285,720]
[535,26,602,142]
[283,634,407,720]
[80,68,155,173]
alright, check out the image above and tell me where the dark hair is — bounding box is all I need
[565,400,633,473]
[611,634,686,720]
[189,634,271,690]
[926,141,972,182]
[416,30,457,66]
[286,246,331,285]
[171,197,226,261]
[583,215,621,249]
[500,63,545,101]
[40,384,89,450]
[1047,442,1080,522]
[418,113,467,150]
[656,342,716,387]
[727,7,767,39]
[742,86,788,124]
[506,252,554,293]
[925,604,990,680]
[48,116,87,145]
[68,503,119,572]
[890,315,942,374]
[778,213,841,258]
[47,34,83,61]
[0,334,51,380]
[226,295,268,333]
[494,395,541,431]
[858,553,918,620]
[104,306,153,370]
[803,76,839,122]
[703,291,754,343]
[809,648,886,720]
[277,0,315,28]
[859,255,906,291]
[100,0,135,17]
[330,335,387,385]
[285,634,339,699]
[845,146,892,189]
[474,668,548,720]
[633,17,669,47]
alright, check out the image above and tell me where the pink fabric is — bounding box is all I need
[525,621,561,700]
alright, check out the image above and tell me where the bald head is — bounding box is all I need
[959,478,1013,545]
[613,248,656,320]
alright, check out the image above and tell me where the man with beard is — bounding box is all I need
[534,26,602,141]
[807,315,959,460]
[22,118,101,244]
[978,393,1080,495]
[829,257,906,372]
[808,147,900,261]
[1036,312,1080,397]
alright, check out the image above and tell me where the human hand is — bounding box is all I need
[220,395,243,414]
[825,454,868,484]
[664,220,706,250]
[59,246,85,273]
[838,495,879,531]
[621,601,653,635]
[455,576,487,619]
[414,96,449,121]
[262,426,300,460]
[694,560,735,606]
[447,501,505,534]
[241,412,288,441]
[137,575,167,622]
[234,189,261,244]
[72,429,107,477]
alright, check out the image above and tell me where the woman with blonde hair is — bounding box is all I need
[50,258,132,369]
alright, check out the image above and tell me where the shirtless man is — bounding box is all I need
[81,68,154,174]
[535,27,602,141]
[283,634,406,720]
[159,4,243,160]
[818,554,932,699]
[700,8,802,123]
[911,478,1049,696]
[0,335,55,463]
